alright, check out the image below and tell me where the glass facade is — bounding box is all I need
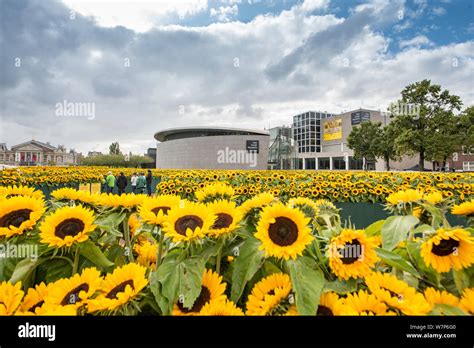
[318,157,330,169]
[292,111,334,154]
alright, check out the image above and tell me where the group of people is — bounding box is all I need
[103,170,154,195]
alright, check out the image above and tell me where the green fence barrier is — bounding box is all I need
[335,202,467,228]
[34,181,468,229]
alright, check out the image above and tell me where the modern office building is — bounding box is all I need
[154,126,269,169]
[268,126,295,170]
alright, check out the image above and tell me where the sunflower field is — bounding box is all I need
[0,179,473,316]
[1,166,473,203]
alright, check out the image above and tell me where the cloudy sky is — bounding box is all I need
[1,0,473,155]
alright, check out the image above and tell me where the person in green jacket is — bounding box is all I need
[106,171,116,194]
[136,172,147,194]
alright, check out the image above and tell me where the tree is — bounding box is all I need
[389,80,462,170]
[109,142,122,155]
[457,106,474,153]
[425,110,460,170]
[375,123,399,171]
[347,121,380,170]
[81,154,153,167]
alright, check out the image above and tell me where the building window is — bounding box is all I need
[332,157,346,170]
[349,157,363,170]
[463,162,474,171]
[305,158,316,170]
[318,157,330,170]
[462,146,473,155]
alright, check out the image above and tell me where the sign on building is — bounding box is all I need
[323,119,342,140]
[246,140,259,153]
[351,111,371,125]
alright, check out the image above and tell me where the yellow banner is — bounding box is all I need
[323,118,342,140]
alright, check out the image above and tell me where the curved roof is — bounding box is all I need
[154,126,269,142]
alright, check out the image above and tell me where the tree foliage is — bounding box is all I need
[109,142,122,155]
[81,154,153,167]
[388,79,463,170]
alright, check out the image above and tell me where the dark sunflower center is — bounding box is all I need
[339,240,362,264]
[106,279,134,299]
[212,213,233,229]
[151,206,170,215]
[54,218,85,239]
[29,300,45,313]
[268,217,298,247]
[174,215,203,236]
[177,286,211,313]
[0,209,32,228]
[61,283,89,305]
[431,238,460,256]
[317,305,334,316]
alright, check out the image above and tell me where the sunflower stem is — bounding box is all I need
[216,244,222,275]
[72,245,80,275]
[156,226,164,267]
[123,214,134,263]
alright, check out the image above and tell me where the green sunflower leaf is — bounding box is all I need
[381,215,419,251]
[287,256,324,315]
[323,279,358,294]
[365,219,385,236]
[9,258,39,284]
[429,304,467,316]
[80,241,114,268]
[230,237,264,303]
[375,247,420,278]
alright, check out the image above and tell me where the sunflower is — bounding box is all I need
[317,292,344,316]
[327,229,379,280]
[423,288,459,308]
[451,200,474,217]
[0,196,46,238]
[420,228,474,273]
[287,197,319,218]
[459,288,474,314]
[98,193,146,210]
[0,185,44,199]
[246,273,296,316]
[134,239,158,269]
[173,269,226,316]
[162,201,215,243]
[33,303,77,316]
[195,182,235,202]
[40,205,97,248]
[207,200,243,238]
[0,281,24,315]
[18,282,50,314]
[45,267,102,309]
[254,204,312,260]
[339,290,393,316]
[199,299,244,316]
[128,213,141,236]
[423,190,443,205]
[138,195,181,226]
[51,187,96,205]
[365,272,431,315]
[239,193,275,216]
[87,263,148,312]
[386,189,423,206]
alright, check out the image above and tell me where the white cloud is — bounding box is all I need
[399,35,434,48]
[299,0,330,12]
[431,6,446,16]
[210,4,238,22]
[2,0,473,155]
[62,0,208,32]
